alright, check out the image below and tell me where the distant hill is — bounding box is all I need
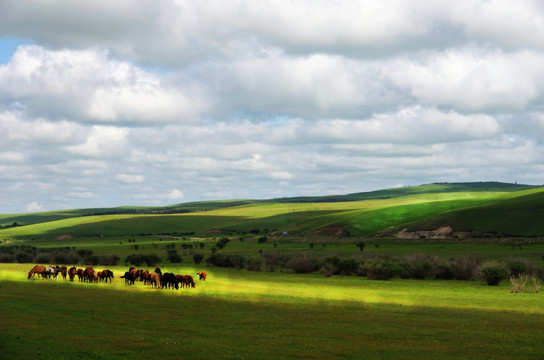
[1,182,543,239]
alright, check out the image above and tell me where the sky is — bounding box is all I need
[1,0,544,214]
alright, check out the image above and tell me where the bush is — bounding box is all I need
[507,260,531,277]
[510,274,541,293]
[364,260,403,280]
[451,255,481,280]
[481,264,508,286]
[192,253,204,264]
[246,257,264,271]
[434,264,455,280]
[99,254,120,266]
[206,253,246,269]
[34,253,53,264]
[336,259,359,275]
[285,254,317,274]
[0,253,15,263]
[125,254,161,267]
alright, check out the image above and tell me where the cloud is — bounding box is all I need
[25,202,45,212]
[0,45,207,123]
[115,174,145,184]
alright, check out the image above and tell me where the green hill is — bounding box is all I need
[1,182,543,240]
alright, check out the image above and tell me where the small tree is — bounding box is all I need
[356,241,366,252]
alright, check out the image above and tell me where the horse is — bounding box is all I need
[77,268,84,282]
[97,269,114,283]
[28,265,47,279]
[121,271,135,285]
[84,266,95,283]
[46,266,59,280]
[180,275,185,287]
[59,266,67,280]
[150,273,161,289]
[197,271,207,281]
[179,274,195,288]
[68,266,77,281]
[141,270,150,285]
[161,273,179,290]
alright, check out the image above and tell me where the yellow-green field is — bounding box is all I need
[1,263,542,359]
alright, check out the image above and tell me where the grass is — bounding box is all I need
[1,263,543,359]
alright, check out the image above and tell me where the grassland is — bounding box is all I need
[1,263,543,359]
[1,182,544,359]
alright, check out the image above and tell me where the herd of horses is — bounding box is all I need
[27,264,208,290]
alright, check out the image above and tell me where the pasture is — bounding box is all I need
[1,263,543,359]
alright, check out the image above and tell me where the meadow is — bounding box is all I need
[1,263,543,359]
[1,182,544,359]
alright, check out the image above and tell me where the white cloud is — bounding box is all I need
[115,174,145,184]
[25,202,45,213]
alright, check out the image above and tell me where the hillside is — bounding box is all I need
[1,182,543,240]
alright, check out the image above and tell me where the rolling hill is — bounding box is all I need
[1,182,543,240]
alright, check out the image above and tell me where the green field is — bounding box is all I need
[1,182,544,359]
[1,263,543,359]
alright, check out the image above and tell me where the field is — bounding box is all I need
[1,182,544,359]
[1,263,543,359]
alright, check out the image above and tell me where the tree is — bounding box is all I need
[356,241,366,252]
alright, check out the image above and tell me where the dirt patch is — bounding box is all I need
[394,225,473,239]
[312,226,350,237]
[56,233,75,240]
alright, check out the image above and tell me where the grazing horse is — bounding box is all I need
[197,271,207,281]
[161,273,179,290]
[98,269,114,283]
[176,274,185,287]
[46,266,59,280]
[150,273,161,289]
[84,266,95,283]
[59,266,67,280]
[28,265,47,279]
[141,270,150,285]
[68,267,77,281]
[154,267,162,275]
[77,268,84,282]
[121,271,135,285]
[185,275,195,288]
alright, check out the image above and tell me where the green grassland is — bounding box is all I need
[1,263,543,360]
[2,182,544,359]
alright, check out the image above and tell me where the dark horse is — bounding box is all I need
[161,273,179,290]
[121,271,135,285]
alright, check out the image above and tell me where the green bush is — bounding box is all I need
[481,265,508,286]
[365,260,403,280]
[192,253,204,264]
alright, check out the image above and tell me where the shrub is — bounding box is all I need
[99,254,120,266]
[34,253,53,264]
[83,255,100,266]
[0,253,15,263]
[336,259,359,275]
[365,260,403,280]
[286,254,317,274]
[481,264,508,286]
[451,255,481,280]
[192,253,204,264]
[206,253,246,269]
[15,251,35,263]
[507,260,531,277]
[435,264,455,280]
[246,257,264,272]
[510,274,541,293]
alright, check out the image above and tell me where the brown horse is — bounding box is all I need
[197,271,207,281]
[179,274,195,288]
[98,269,114,283]
[76,268,84,282]
[28,265,47,279]
[83,266,95,283]
[150,273,161,289]
[59,266,67,280]
[68,266,77,281]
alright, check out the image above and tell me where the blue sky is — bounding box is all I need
[1,0,544,213]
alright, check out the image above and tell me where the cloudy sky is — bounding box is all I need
[1,0,544,213]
